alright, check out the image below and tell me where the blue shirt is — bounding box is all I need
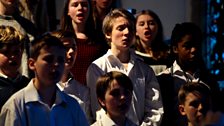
[0,79,89,126]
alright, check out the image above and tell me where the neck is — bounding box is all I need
[107,114,126,126]
[61,70,70,83]
[111,48,130,63]
[140,40,152,53]
[33,78,56,107]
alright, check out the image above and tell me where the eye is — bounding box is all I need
[148,21,156,26]
[81,2,88,7]
[110,89,121,98]
[189,100,200,108]
[43,55,54,64]
[138,21,145,26]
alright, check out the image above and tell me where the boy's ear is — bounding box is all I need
[28,58,36,71]
[105,33,111,41]
[179,104,186,116]
[98,98,106,107]
[173,46,178,54]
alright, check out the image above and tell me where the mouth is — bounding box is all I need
[144,31,152,37]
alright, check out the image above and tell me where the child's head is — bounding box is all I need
[0,25,26,77]
[135,9,163,47]
[96,71,133,118]
[50,30,77,70]
[178,81,212,126]
[102,8,136,48]
[29,33,66,86]
[171,22,202,65]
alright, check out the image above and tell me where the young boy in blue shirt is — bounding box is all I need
[0,33,89,126]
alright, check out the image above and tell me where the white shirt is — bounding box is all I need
[87,49,163,126]
[0,79,89,126]
[57,75,93,123]
[91,109,137,126]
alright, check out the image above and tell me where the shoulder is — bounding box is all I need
[1,87,26,111]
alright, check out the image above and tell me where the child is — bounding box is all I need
[157,22,221,125]
[92,71,137,126]
[178,81,224,126]
[0,33,89,126]
[0,25,30,110]
[50,30,93,123]
[134,9,170,75]
[87,8,163,125]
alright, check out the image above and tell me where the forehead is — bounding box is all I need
[112,17,130,27]
[69,0,89,3]
[137,14,154,21]
[39,46,65,56]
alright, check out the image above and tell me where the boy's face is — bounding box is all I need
[173,34,201,66]
[29,46,66,87]
[0,44,23,76]
[106,17,135,51]
[99,80,132,118]
[136,14,158,44]
[61,38,77,70]
[179,92,211,126]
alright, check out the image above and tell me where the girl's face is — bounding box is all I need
[179,92,211,126]
[61,38,77,70]
[68,0,89,24]
[95,0,113,9]
[173,34,200,66]
[106,17,135,51]
[99,80,132,118]
[136,14,158,45]
[0,44,23,77]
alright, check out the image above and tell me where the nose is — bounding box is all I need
[198,103,203,111]
[123,27,129,35]
[77,3,83,9]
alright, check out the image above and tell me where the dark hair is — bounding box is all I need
[30,33,66,60]
[50,29,77,46]
[178,81,211,105]
[96,71,133,110]
[60,0,96,44]
[171,22,202,48]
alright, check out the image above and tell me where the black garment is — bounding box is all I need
[0,76,30,110]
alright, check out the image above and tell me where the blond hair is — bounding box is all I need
[0,25,26,45]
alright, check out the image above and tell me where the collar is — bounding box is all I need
[0,15,13,20]
[24,79,66,106]
[104,49,141,73]
[171,60,200,82]
[0,72,23,82]
[57,73,74,90]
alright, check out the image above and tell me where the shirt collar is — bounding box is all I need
[104,49,142,73]
[0,72,23,82]
[24,79,67,106]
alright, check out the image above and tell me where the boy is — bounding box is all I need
[178,81,224,126]
[92,71,137,126]
[0,33,89,126]
[50,30,93,123]
[87,8,163,125]
[157,22,222,126]
[0,25,30,110]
